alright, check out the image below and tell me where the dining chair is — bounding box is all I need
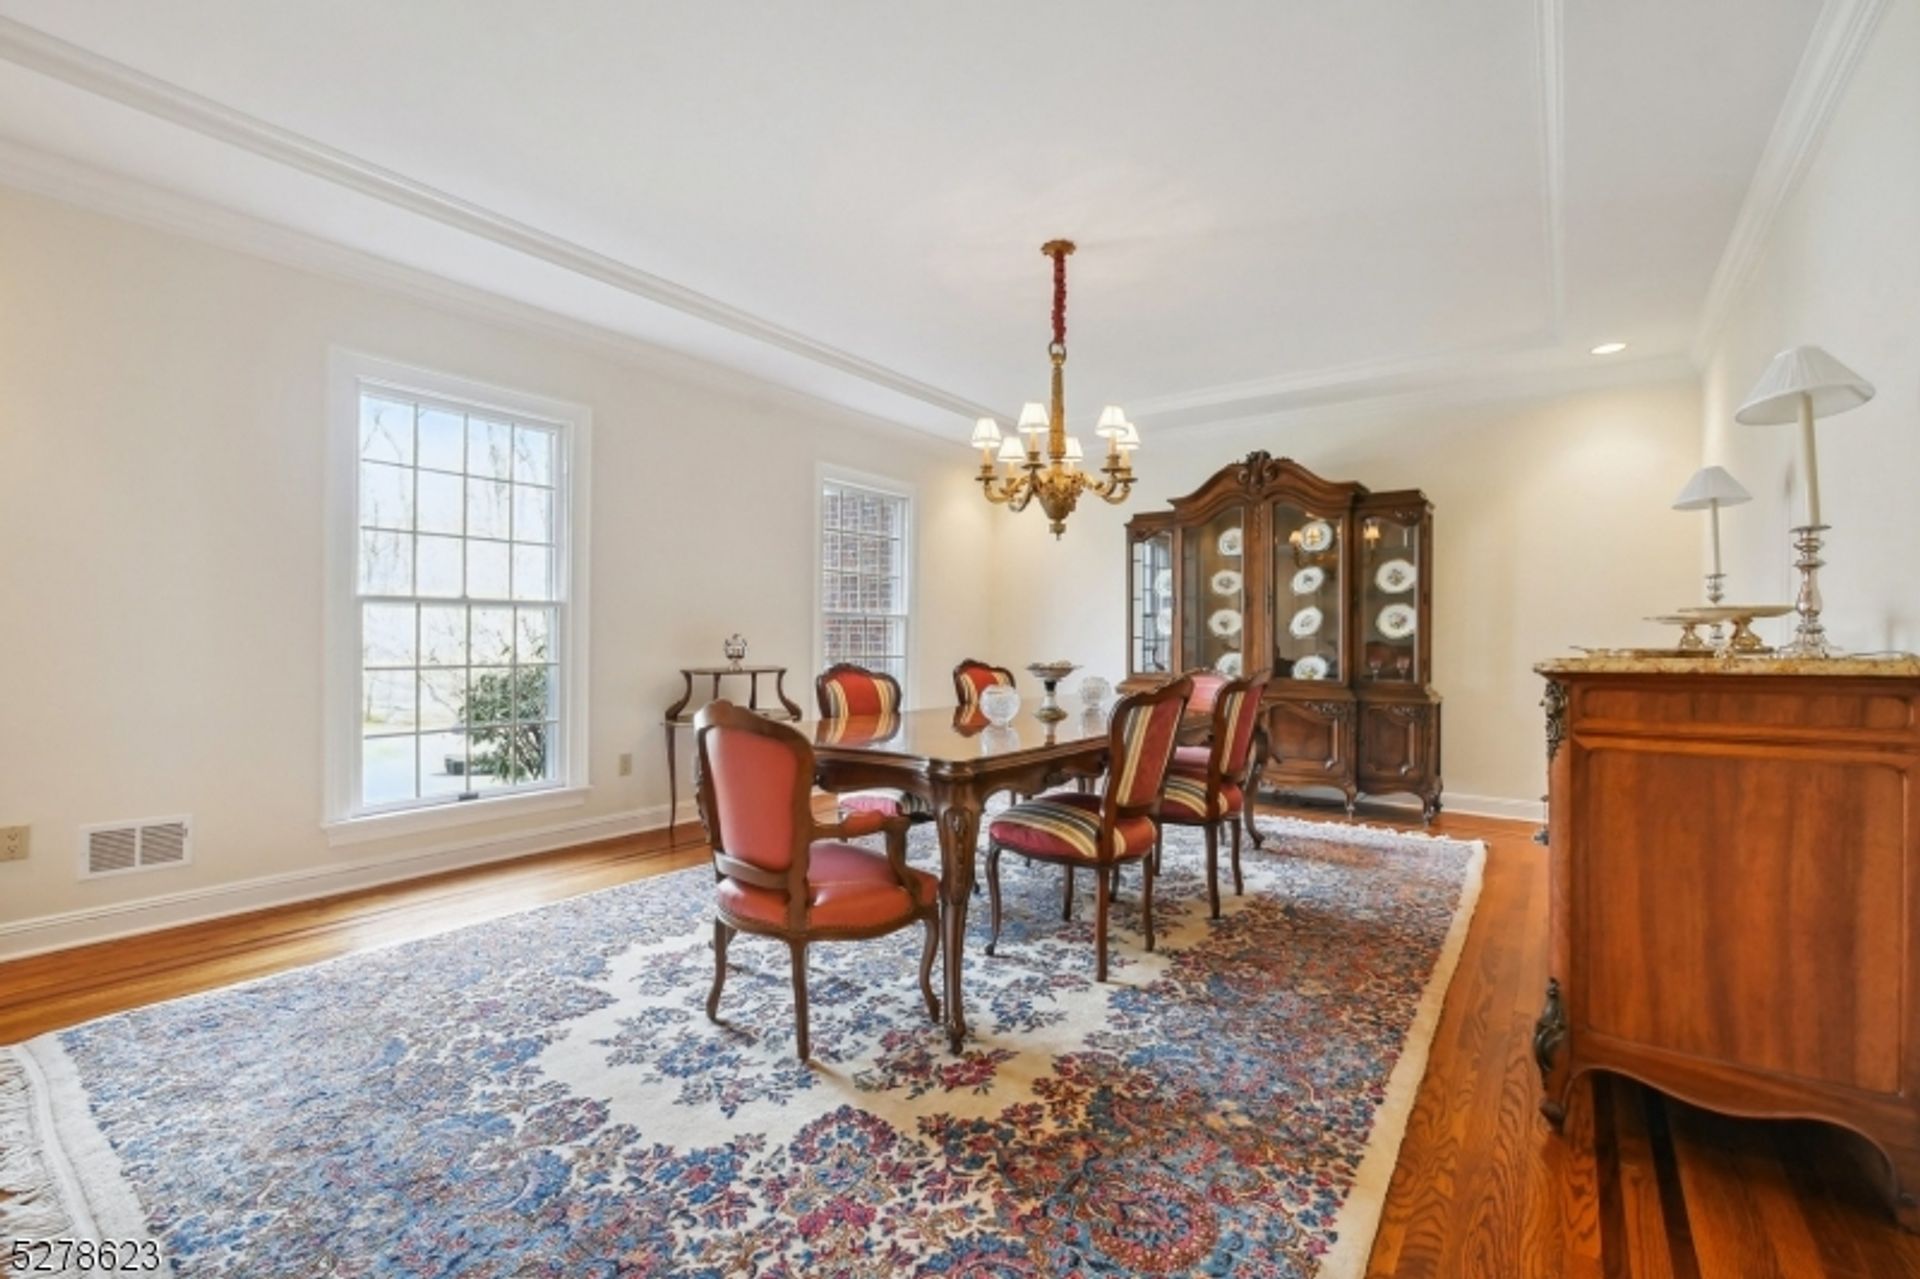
[951,658,1017,711]
[693,700,941,1061]
[981,676,1194,981]
[1158,669,1272,918]
[815,663,933,823]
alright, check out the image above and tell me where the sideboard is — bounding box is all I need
[1533,654,1920,1230]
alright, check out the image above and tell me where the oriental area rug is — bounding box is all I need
[3,816,1483,1278]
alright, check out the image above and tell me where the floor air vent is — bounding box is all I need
[81,817,192,879]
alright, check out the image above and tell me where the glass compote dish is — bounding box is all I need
[1026,661,1081,722]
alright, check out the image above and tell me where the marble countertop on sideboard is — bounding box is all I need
[1535,652,1920,678]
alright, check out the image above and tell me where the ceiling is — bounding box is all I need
[0,1,1830,436]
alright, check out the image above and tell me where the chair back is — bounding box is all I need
[693,701,814,918]
[952,659,1016,710]
[1211,670,1273,779]
[817,663,903,717]
[1103,676,1195,821]
[1187,670,1228,714]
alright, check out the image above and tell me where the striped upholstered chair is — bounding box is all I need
[694,700,940,1061]
[951,659,1016,711]
[1159,670,1271,918]
[815,664,933,823]
[982,676,1194,981]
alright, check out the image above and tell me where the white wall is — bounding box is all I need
[0,187,994,943]
[990,379,1706,812]
[1701,0,1920,653]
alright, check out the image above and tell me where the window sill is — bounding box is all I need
[322,785,590,848]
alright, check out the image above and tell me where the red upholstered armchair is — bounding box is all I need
[815,664,934,823]
[983,676,1194,981]
[1160,670,1272,918]
[693,700,941,1061]
[951,659,1016,711]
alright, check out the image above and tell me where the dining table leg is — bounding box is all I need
[934,791,983,1053]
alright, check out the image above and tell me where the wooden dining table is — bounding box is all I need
[808,704,1115,1053]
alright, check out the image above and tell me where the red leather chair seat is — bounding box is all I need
[1169,744,1214,774]
[988,792,1156,864]
[717,842,938,931]
[840,789,934,819]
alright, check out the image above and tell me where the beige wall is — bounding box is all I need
[1700,0,1920,653]
[989,379,1706,812]
[0,187,994,942]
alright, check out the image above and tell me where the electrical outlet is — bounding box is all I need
[618,753,633,777]
[0,825,28,862]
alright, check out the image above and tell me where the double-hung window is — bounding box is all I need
[818,473,912,688]
[327,353,590,838]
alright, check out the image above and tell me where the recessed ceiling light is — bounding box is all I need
[1589,341,1628,356]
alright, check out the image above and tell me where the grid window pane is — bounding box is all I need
[353,387,566,813]
[417,471,463,535]
[466,540,510,599]
[820,479,909,689]
[360,398,413,465]
[417,408,465,472]
[467,478,512,539]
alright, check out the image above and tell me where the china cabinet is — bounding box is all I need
[1122,452,1441,819]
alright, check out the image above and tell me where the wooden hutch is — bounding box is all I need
[1122,452,1442,819]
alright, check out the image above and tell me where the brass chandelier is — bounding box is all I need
[969,240,1139,537]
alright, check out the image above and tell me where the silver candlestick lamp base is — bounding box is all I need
[1703,571,1727,644]
[1781,524,1835,658]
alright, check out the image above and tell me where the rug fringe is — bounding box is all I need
[0,1047,79,1239]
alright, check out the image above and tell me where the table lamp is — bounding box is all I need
[1671,466,1752,609]
[1733,345,1875,658]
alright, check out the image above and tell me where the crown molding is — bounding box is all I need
[0,138,970,446]
[1534,0,1568,335]
[1125,0,1569,428]
[0,14,995,425]
[1689,0,1889,365]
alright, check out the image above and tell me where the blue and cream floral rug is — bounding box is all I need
[2,816,1483,1278]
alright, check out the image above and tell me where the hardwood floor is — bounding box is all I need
[2,806,1913,1276]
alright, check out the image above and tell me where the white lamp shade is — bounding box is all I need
[1016,402,1049,435]
[1116,420,1141,450]
[1734,345,1875,424]
[1064,436,1084,463]
[996,435,1025,463]
[1095,405,1128,437]
[1671,465,1752,511]
[969,417,1002,449]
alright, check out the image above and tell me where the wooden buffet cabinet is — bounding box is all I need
[1534,654,1920,1229]
[1122,452,1442,818]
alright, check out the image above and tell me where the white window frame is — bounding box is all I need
[813,464,917,703]
[323,350,592,845]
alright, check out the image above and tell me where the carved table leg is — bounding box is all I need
[1533,976,1571,1127]
[935,796,983,1054]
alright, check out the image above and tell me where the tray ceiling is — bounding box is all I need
[0,1,1832,434]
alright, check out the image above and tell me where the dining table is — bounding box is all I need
[808,704,1115,1053]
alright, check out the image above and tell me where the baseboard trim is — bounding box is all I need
[1439,792,1546,823]
[0,802,697,962]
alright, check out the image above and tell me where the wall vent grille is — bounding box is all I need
[80,816,193,879]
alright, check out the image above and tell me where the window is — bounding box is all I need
[326,353,590,837]
[818,474,912,688]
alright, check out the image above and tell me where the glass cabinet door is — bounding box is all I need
[1358,512,1421,683]
[1270,501,1343,682]
[1130,531,1174,674]
[1181,505,1249,676]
